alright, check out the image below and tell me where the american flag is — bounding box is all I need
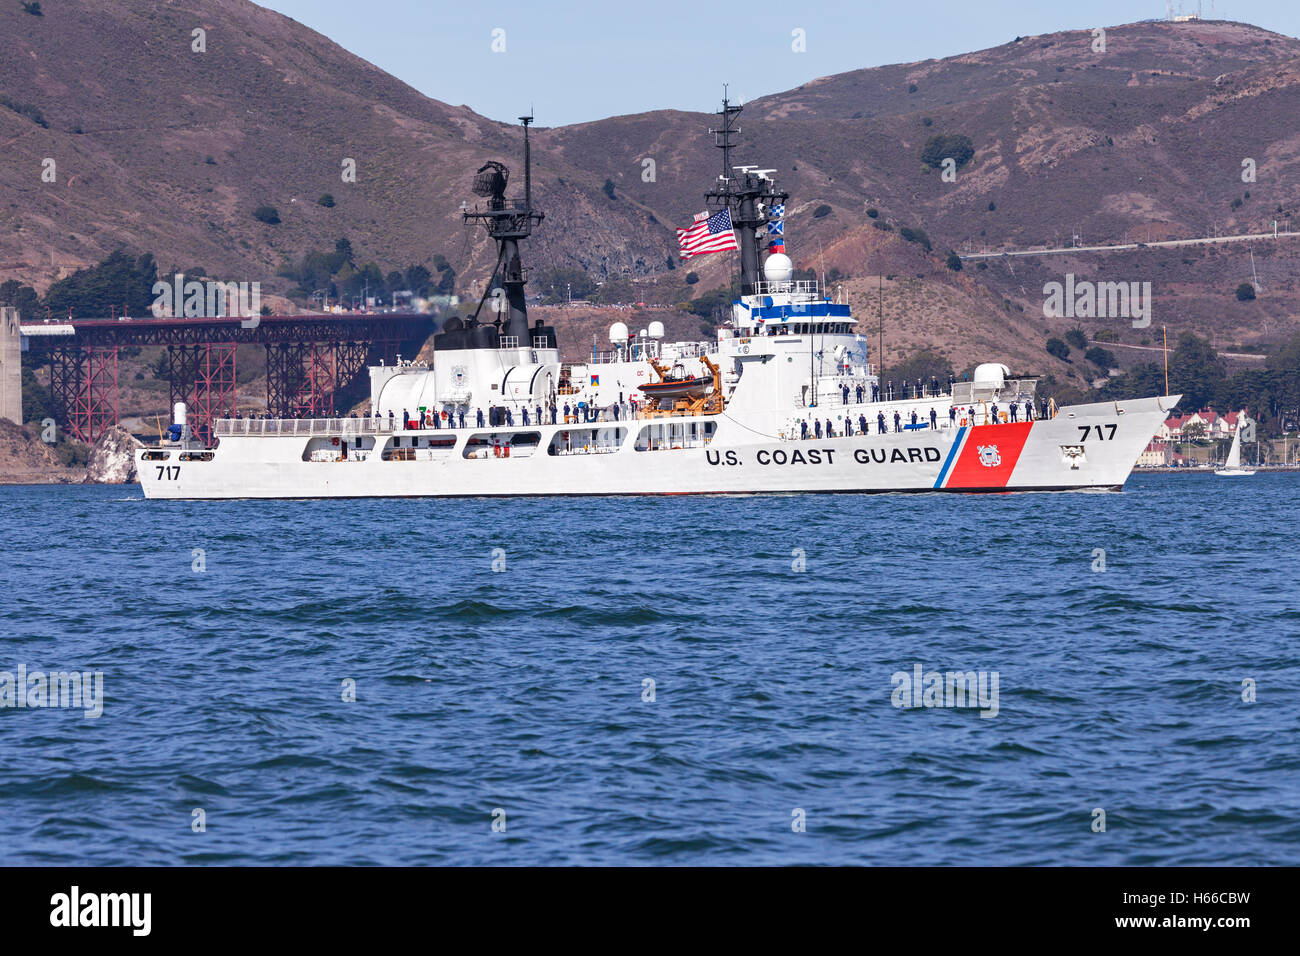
[676,208,739,259]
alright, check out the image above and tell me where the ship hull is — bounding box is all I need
[137,396,1174,500]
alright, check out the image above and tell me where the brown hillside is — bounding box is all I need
[2,5,1298,376]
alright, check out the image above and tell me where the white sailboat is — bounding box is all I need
[1215,423,1255,476]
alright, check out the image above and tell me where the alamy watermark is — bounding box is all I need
[891,663,999,718]
[0,665,104,718]
[1043,274,1151,328]
[152,272,261,327]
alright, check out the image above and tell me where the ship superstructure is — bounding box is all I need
[137,103,1178,499]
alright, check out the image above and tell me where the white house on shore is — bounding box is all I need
[1156,409,1246,441]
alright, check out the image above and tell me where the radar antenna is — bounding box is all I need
[462,115,545,336]
[704,93,789,295]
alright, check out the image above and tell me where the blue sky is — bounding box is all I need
[258,0,1300,126]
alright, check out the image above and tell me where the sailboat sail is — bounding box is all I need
[1225,428,1242,469]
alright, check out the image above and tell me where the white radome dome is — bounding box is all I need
[648,321,665,339]
[609,321,629,343]
[973,363,1011,386]
[763,253,794,283]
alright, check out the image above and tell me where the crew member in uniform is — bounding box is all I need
[858,414,868,434]
[990,402,999,424]
[801,420,808,440]
[893,411,902,432]
[476,408,485,428]
[1009,402,1018,423]
[824,417,833,438]
[929,408,938,429]
[949,406,957,426]
[842,384,850,405]
[814,419,822,439]
[877,411,887,434]
[1024,399,1033,421]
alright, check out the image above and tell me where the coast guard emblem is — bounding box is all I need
[976,444,1001,467]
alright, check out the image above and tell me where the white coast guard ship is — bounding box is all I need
[138,105,1177,500]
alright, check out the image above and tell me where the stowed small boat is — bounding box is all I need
[640,369,712,402]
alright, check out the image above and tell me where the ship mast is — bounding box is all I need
[705,92,789,296]
[462,115,545,342]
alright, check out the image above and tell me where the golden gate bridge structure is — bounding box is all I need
[21,313,433,445]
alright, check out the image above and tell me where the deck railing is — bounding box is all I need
[213,417,403,437]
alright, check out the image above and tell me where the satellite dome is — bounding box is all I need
[609,321,629,343]
[648,320,665,339]
[973,363,1011,386]
[764,253,794,282]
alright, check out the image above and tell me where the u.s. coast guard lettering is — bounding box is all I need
[134,99,1178,501]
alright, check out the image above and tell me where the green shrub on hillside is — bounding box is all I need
[1085,346,1117,368]
[1046,338,1070,361]
[921,134,974,170]
[899,227,931,251]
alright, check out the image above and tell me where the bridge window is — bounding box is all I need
[548,427,626,456]
[635,421,715,451]
[463,431,543,459]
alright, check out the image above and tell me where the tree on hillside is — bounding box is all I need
[1085,346,1117,369]
[42,250,158,318]
[0,279,41,318]
[1235,282,1256,301]
[252,205,280,224]
[891,350,954,388]
[921,134,975,170]
[404,265,432,297]
[899,227,931,251]
[1065,328,1087,350]
[1046,337,1070,361]
[1169,332,1224,411]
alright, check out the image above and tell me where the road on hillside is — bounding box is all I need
[960,230,1300,260]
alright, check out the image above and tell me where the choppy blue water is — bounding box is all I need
[1,474,1297,865]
